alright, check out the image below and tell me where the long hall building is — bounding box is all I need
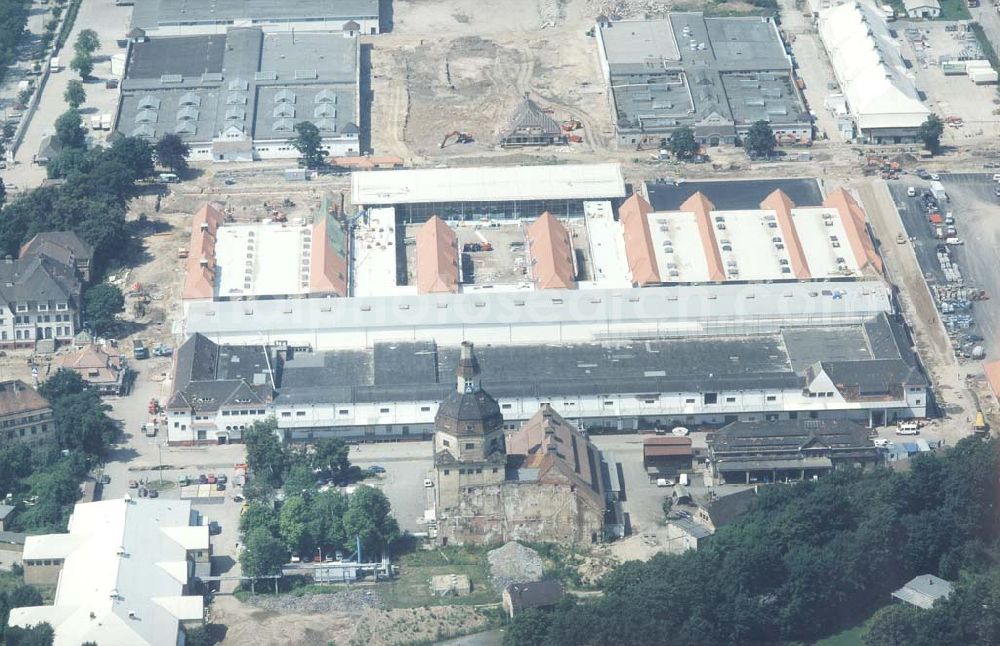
[165,312,927,444]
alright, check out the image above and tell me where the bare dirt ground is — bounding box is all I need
[211,593,493,646]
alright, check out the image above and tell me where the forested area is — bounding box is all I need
[0,1,28,81]
[506,437,1000,646]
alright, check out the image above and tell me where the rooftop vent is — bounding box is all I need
[159,74,183,84]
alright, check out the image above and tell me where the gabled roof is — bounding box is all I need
[681,192,726,282]
[701,488,756,529]
[499,95,563,141]
[0,380,50,417]
[504,580,564,611]
[760,190,810,279]
[415,216,459,294]
[20,232,93,270]
[892,575,953,609]
[0,255,80,306]
[619,194,661,286]
[823,188,883,275]
[310,204,349,296]
[182,204,225,300]
[526,212,576,290]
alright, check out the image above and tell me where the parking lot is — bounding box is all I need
[351,442,434,533]
[888,176,993,362]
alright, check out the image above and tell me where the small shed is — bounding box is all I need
[502,581,564,618]
[643,436,693,476]
[0,504,14,532]
[892,575,953,609]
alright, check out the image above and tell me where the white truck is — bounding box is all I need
[100,113,112,130]
[929,180,949,202]
[49,57,61,73]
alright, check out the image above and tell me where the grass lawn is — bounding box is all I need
[377,546,500,609]
[938,0,972,21]
[815,625,865,646]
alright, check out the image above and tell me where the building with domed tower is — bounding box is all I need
[431,342,620,546]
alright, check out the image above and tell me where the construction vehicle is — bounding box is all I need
[567,134,583,143]
[561,120,582,132]
[440,131,473,148]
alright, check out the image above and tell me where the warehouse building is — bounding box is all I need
[818,1,930,143]
[350,163,626,221]
[166,311,927,444]
[706,418,881,484]
[114,27,361,161]
[128,0,381,37]
[596,13,811,148]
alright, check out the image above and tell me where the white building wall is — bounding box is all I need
[142,18,380,38]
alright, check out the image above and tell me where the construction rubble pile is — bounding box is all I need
[487,541,544,593]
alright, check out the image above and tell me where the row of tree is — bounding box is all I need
[666,121,777,161]
[505,436,1000,645]
[239,420,400,577]
[0,0,28,82]
[0,573,51,646]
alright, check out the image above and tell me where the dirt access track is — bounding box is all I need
[369,0,620,163]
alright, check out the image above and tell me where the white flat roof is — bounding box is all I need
[351,163,626,206]
[215,221,312,298]
[712,209,790,282]
[649,211,710,283]
[352,208,416,297]
[791,207,861,278]
[582,200,631,288]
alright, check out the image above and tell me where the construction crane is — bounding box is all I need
[440,131,473,148]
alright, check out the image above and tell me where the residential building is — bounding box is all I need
[0,249,82,348]
[432,344,617,546]
[19,232,94,283]
[0,380,54,451]
[707,418,881,484]
[693,487,758,533]
[129,0,381,36]
[0,504,14,531]
[666,518,712,551]
[9,498,209,646]
[499,95,566,147]
[53,344,130,395]
[596,14,811,148]
[818,1,930,143]
[166,334,275,444]
[115,27,361,161]
[892,575,954,609]
[502,581,565,618]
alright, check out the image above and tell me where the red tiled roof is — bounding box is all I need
[619,194,661,286]
[309,213,349,296]
[761,189,811,280]
[182,204,225,300]
[681,192,726,282]
[415,216,459,294]
[526,212,576,290]
[823,188,883,275]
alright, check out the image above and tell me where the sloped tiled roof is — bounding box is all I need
[681,192,726,282]
[500,95,562,140]
[309,201,349,297]
[619,194,661,286]
[182,204,225,300]
[415,216,459,294]
[760,189,811,280]
[823,187,883,275]
[526,212,576,290]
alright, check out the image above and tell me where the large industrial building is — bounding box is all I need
[818,1,930,143]
[7,498,210,646]
[128,0,381,36]
[114,27,361,161]
[596,13,811,148]
[165,310,927,445]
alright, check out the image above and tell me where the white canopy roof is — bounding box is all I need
[819,1,930,131]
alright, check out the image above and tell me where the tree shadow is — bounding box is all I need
[212,555,237,576]
[206,623,228,644]
[104,445,140,465]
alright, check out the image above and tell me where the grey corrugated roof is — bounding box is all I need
[131,0,379,31]
[820,358,927,393]
[671,517,712,539]
[715,456,833,471]
[892,575,953,609]
[702,488,757,528]
[709,419,873,454]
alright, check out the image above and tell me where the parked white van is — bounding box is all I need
[896,421,919,435]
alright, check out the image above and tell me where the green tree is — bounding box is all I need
[863,604,926,646]
[279,495,313,556]
[244,419,287,487]
[7,586,42,609]
[312,437,350,483]
[54,109,86,150]
[74,29,101,56]
[155,133,190,172]
[291,121,326,169]
[106,137,155,181]
[46,148,91,180]
[744,120,776,158]
[40,369,117,456]
[341,485,399,558]
[63,79,85,109]
[661,496,673,519]
[283,463,315,495]
[183,626,216,646]
[4,622,55,646]
[69,51,93,79]
[668,126,699,160]
[310,490,349,551]
[83,283,124,336]
[239,501,279,536]
[503,609,553,646]
[919,115,945,155]
[241,527,288,577]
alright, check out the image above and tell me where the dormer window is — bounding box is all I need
[56,302,68,311]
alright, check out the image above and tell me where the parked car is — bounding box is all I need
[198,474,208,484]
[367,465,386,474]
[423,478,434,488]
[216,474,227,484]
[206,474,217,484]
[216,483,226,491]
[148,489,158,498]
[232,495,245,503]
[128,479,138,489]
[100,474,111,485]
[177,475,190,487]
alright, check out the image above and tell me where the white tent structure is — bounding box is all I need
[818,1,930,143]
